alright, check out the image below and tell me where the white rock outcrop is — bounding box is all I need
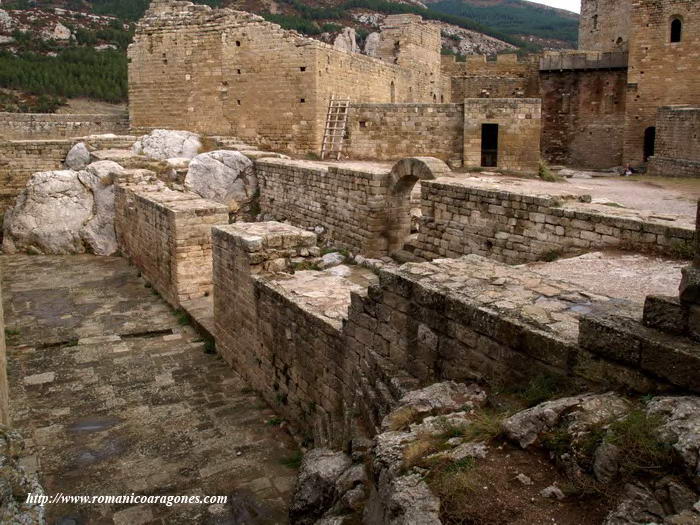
[363,32,381,57]
[3,161,124,256]
[184,150,256,212]
[334,27,358,54]
[133,129,202,161]
[65,142,91,170]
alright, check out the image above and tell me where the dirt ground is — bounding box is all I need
[56,98,128,115]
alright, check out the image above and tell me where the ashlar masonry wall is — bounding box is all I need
[463,98,542,173]
[114,184,228,308]
[648,105,700,178]
[415,179,695,263]
[0,113,128,140]
[345,103,464,165]
[256,157,450,257]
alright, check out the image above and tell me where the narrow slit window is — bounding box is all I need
[671,18,682,43]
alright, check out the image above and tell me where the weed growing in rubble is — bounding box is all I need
[539,249,563,262]
[669,240,694,260]
[175,309,190,326]
[606,408,675,476]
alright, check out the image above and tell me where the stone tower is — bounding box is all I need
[578,0,632,51]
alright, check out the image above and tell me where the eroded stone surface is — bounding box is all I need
[2,254,299,523]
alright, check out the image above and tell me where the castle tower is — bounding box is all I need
[578,0,632,51]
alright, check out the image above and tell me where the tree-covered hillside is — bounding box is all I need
[430,0,578,46]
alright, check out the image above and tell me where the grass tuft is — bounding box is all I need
[174,309,190,326]
[280,450,303,469]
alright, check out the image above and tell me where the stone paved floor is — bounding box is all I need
[2,255,298,525]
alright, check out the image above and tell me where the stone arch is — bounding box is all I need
[383,157,451,254]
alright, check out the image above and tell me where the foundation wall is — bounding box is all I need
[648,106,700,177]
[345,103,464,164]
[114,185,228,308]
[212,223,349,446]
[212,222,697,446]
[415,181,695,263]
[256,159,395,257]
[0,113,129,140]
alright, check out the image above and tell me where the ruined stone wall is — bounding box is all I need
[114,184,228,308]
[624,0,700,165]
[345,103,464,165]
[579,0,632,52]
[212,223,349,446]
[415,180,695,263]
[0,113,129,140]
[256,159,394,257]
[129,1,446,155]
[540,69,628,168]
[212,221,699,446]
[463,98,541,173]
[442,54,540,101]
[648,106,700,177]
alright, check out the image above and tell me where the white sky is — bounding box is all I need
[527,0,581,14]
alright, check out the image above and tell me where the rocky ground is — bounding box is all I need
[291,381,700,525]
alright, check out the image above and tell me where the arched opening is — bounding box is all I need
[671,17,683,43]
[390,81,395,103]
[644,127,656,162]
[383,157,450,255]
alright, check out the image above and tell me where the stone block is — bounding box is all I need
[642,295,688,336]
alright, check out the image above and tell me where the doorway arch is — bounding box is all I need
[383,157,451,254]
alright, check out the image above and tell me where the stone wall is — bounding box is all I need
[414,179,695,263]
[648,105,700,177]
[540,68,628,169]
[345,104,464,165]
[463,98,542,173]
[624,0,700,165]
[114,184,228,308]
[256,157,450,257]
[579,0,632,52]
[129,1,445,155]
[212,221,700,448]
[441,54,540,101]
[0,113,129,140]
[212,223,350,446]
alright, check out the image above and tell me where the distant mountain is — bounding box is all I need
[427,0,579,47]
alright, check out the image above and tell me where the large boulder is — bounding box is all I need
[290,449,352,525]
[3,162,123,256]
[132,129,202,161]
[184,150,256,213]
[364,32,380,57]
[647,396,700,481]
[65,142,91,170]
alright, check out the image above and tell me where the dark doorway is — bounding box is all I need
[643,127,656,162]
[481,124,499,167]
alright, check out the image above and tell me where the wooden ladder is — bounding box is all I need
[320,95,350,160]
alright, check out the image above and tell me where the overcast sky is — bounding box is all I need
[528,0,581,13]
